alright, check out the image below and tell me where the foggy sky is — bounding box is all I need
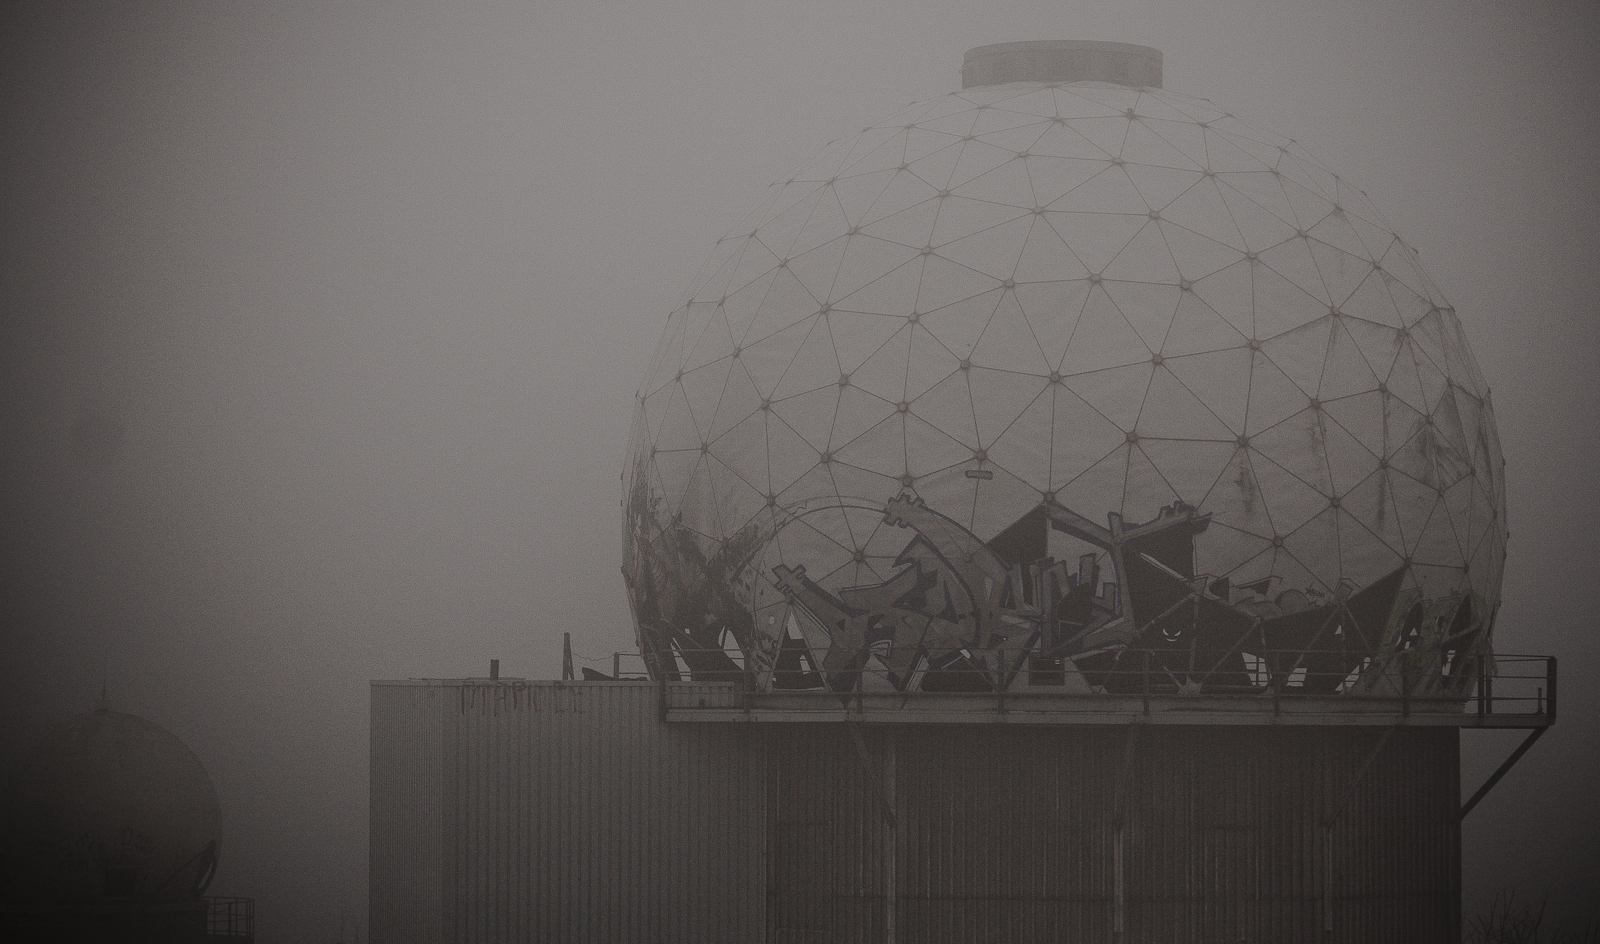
[3,2,1597,940]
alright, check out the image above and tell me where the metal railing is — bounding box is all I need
[1475,653,1556,720]
[600,649,1555,725]
[205,896,255,942]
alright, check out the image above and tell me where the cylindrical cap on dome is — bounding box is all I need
[962,40,1162,89]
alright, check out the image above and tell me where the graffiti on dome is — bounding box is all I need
[624,484,1489,698]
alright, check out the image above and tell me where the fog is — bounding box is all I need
[2,2,1596,939]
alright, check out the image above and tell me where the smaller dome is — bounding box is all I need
[3,709,220,910]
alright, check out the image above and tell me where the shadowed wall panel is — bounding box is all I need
[370,681,765,944]
[371,683,1458,943]
[769,727,884,942]
[767,725,1456,943]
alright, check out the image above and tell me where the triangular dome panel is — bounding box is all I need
[986,388,1055,487]
[909,370,979,449]
[971,290,1051,374]
[1102,280,1181,351]
[1047,211,1148,274]
[831,311,912,376]
[1061,362,1152,432]
[771,317,841,400]
[1048,384,1131,486]
[968,367,1050,448]
[771,385,842,453]
[1047,166,1147,215]
[1025,156,1113,208]
[951,156,1035,207]
[1058,288,1154,375]
[1138,437,1238,506]
[1052,443,1130,516]
[1163,346,1253,435]
[1124,162,1204,211]
[847,324,912,403]
[1199,448,1276,542]
[1161,291,1250,357]
[1244,353,1312,437]
[1101,224,1182,285]
[835,257,927,318]
[937,212,1036,279]
[1135,365,1237,441]
[1160,177,1246,251]
[1015,280,1092,365]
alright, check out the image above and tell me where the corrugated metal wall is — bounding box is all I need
[768,727,887,942]
[370,682,766,944]
[372,683,1459,943]
[1117,726,1457,943]
[370,682,449,943]
[769,726,1456,943]
[894,726,1120,942]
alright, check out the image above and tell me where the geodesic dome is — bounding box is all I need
[623,43,1505,699]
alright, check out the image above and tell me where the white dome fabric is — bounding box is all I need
[624,80,1504,698]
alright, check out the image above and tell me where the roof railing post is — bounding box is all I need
[1477,656,1487,722]
[996,649,1007,715]
[1272,651,1281,717]
[1141,648,1150,716]
[1547,656,1558,721]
